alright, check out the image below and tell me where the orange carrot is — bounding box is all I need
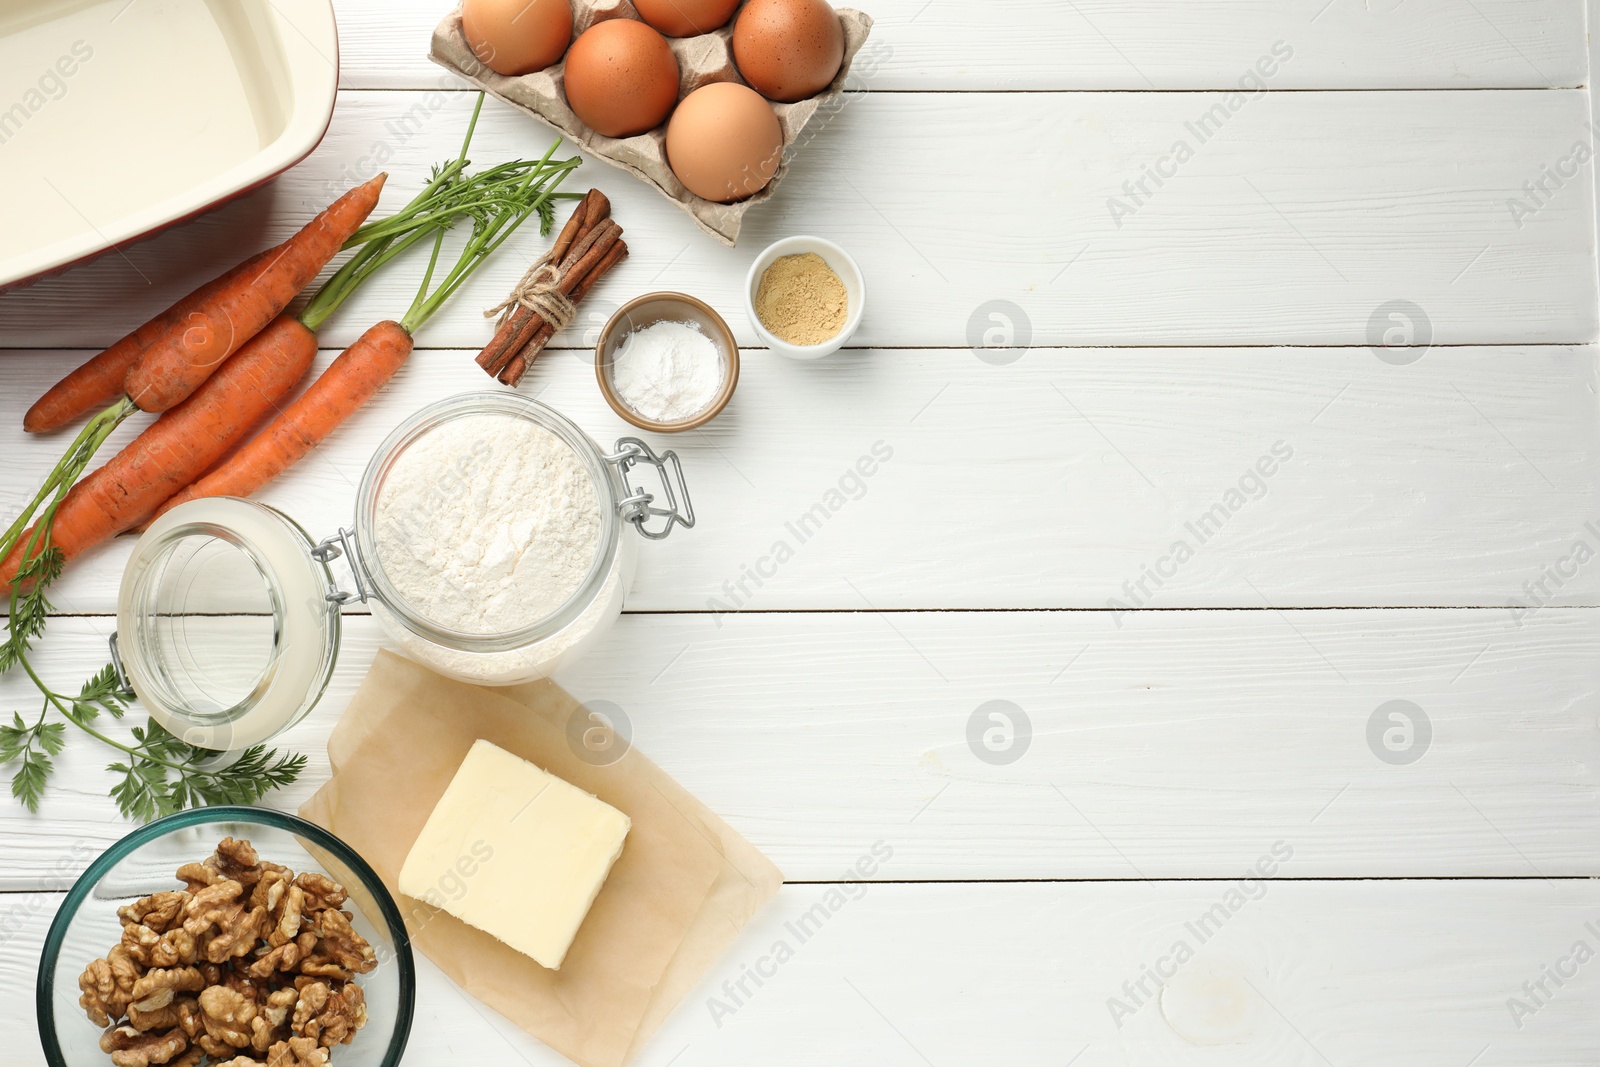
[23,246,283,434]
[0,317,318,590]
[154,321,414,517]
[122,174,387,415]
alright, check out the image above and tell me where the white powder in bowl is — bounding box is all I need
[372,413,602,636]
[610,320,724,423]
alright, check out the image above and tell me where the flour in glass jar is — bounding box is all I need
[373,413,602,635]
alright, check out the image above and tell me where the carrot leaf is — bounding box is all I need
[305,96,582,337]
[0,704,63,812]
[0,547,60,674]
[71,663,132,723]
[108,720,307,821]
[400,125,580,334]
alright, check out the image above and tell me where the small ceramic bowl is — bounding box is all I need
[596,292,739,433]
[744,236,865,360]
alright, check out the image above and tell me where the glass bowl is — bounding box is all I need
[37,807,415,1067]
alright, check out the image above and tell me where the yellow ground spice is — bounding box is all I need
[754,253,848,346]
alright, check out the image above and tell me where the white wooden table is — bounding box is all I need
[4,0,1600,1062]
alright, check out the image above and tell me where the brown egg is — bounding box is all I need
[732,0,844,103]
[635,0,740,37]
[666,82,784,203]
[462,0,574,76]
[562,19,681,138]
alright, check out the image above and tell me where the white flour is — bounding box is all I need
[611,320,724,422]
[372,413,602,637]
[375,556,624,686]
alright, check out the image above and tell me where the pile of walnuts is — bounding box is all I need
[77,838,378,1067]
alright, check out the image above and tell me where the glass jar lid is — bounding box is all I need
[114,498,341,751]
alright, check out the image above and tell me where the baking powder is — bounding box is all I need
[373,413,602,637]
[611,320,724,422]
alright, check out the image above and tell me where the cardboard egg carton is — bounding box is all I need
[430,1,873,245]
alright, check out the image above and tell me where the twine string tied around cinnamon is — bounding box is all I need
[486,258,578,334]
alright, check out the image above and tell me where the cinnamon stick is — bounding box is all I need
[480,220,623,378]
[558,217,621,285]
[522,240,629,354]
[499,240,628,386]
[476,195,618,376]
[548,189,608,265]
[502,241,629,385]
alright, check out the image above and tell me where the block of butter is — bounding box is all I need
[398,738,631,970]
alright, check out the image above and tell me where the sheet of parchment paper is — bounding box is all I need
[300,651,782,1067]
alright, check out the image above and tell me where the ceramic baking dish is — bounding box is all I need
[0,0,338,290]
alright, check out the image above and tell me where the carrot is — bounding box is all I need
[154,321,414,518]
[23,247,283,434]
[122,173,387,415]
[0,317,318,590]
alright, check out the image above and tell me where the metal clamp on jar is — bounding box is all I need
[109,393,693,755]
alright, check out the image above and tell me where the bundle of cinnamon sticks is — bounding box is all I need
[476,188,627,386]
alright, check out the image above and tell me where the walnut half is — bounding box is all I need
[78,946,140,1028]
[98,1025,187,1067]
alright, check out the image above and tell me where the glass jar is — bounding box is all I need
[111,392,692,754]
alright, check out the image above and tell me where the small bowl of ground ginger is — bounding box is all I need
[744,236,865,359]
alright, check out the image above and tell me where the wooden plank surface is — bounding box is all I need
[8,880,1599,1065]
[2,345,1596,613]
[1,89,1593,350]
[1,0,1596,1061]
[328,0,1589,90]
[0,608,1594,884]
